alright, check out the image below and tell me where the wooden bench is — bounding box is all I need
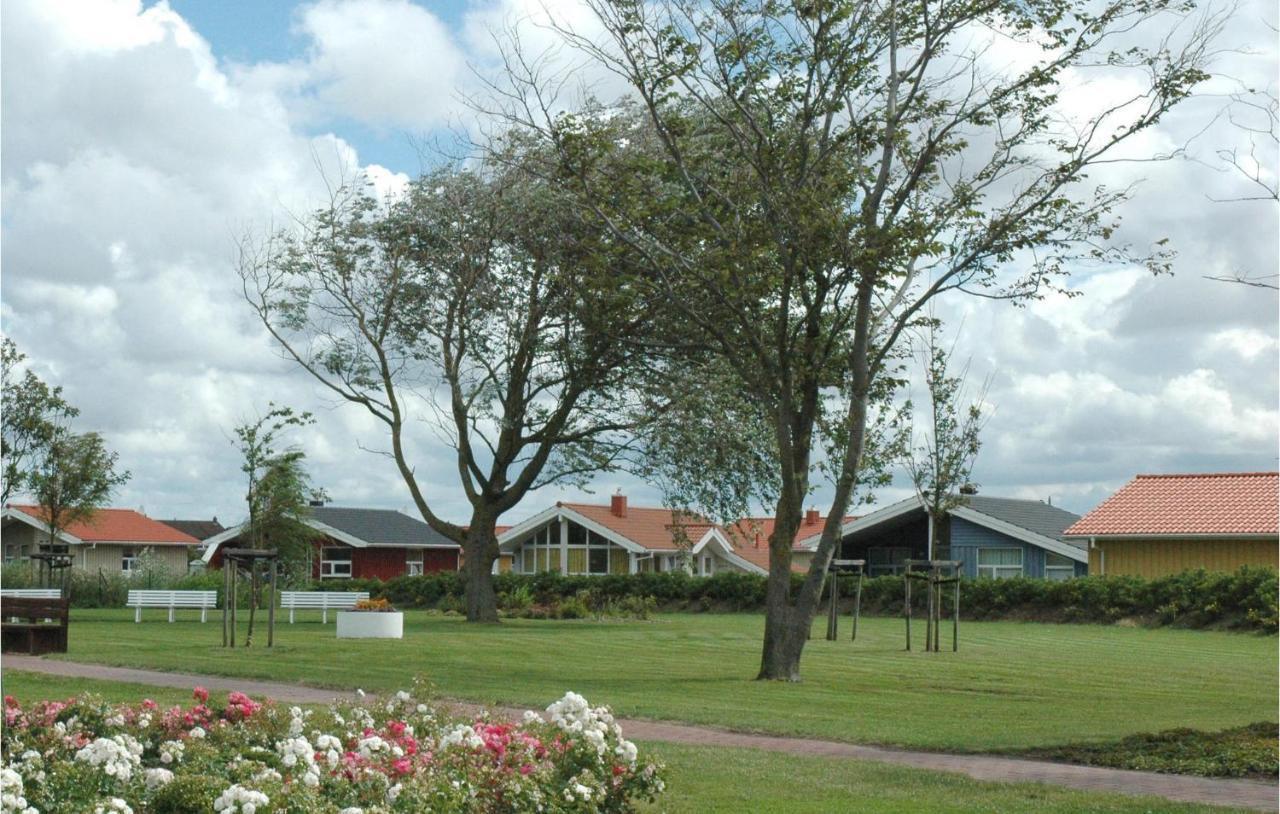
[127,589,218,623]
[0,589,62,599]
[1,596,69,654]
[280,590,370,623]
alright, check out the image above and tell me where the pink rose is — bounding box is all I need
[192,686,209,703]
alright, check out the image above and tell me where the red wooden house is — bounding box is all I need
[201,505,459,579]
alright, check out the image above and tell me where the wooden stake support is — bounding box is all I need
[904,560,962,652]
[220,548,280,649]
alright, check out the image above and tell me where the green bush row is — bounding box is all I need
[318,566,1278,632]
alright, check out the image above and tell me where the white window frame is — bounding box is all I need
[121,547,138,574]
[406,549,424,577]
[566,526,615,575]
[320,546,353,578]
[977,547,1023,579]
[867,546,911,576]
[1044,551,1075,582]
[518,524,560,573]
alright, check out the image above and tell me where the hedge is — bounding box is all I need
[318,566,1278,632]
[7,561,1273,631]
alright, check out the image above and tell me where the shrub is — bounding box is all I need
[1,686,666,813]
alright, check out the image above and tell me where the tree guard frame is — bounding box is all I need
[221,548,279,648]
[821,558,866,641]
[903,559,962,652]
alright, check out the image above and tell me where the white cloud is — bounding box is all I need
[0,0,1275,528]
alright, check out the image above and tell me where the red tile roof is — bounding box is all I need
[1063,473,1279,537]
[10,505,200,545]
[560,502,712,551]
[723,515,852,572]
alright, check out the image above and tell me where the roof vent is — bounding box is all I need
[959,484,978,496]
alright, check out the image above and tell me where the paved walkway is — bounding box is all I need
[5,656,1276,811]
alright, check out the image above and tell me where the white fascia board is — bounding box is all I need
[836,496,924,538]
[692,528,768,575]
[2,507,85,545]
[302,518,371,549]
[950,506,1088,563]
[496,505,565,550]
[199,524,247,563]
[496,505,651,554]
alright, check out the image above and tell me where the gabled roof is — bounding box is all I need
[5,505,199,546]
[722,514,849,572]
[1064,472,1279,538]
[499,502,713,554]
[838,494,1088,563]
[960,496,1085,550]
[307,506,457,549]
[200,505,458,563]
[158,518,225,542]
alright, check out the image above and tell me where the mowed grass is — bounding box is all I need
[44,609,1277,751]
[0,672,1251,814]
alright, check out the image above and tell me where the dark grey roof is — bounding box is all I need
[158,519,225,541]
[960,496,1085,549]
[307,506,458,548]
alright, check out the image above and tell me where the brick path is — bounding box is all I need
[5,655,1275,811]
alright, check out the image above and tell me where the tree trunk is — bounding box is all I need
[757,281,877,682]
[462,523,500,624]
[757,491,804,681]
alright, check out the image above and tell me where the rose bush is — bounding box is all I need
[1,686,664,813]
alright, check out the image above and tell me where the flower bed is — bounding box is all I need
[1,685,664,813]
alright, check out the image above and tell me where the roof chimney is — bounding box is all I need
[610,492,627,518]
[959,483,978,495]
[805,508,820,526]
[309,499,326,507]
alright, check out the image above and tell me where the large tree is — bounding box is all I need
[1,338,80,503]
[27,429,130,563]
[507,0,1218,678]
[240,153,655,622]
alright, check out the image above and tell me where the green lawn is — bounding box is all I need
[0,671,1249,814]
[33,609,1278,751]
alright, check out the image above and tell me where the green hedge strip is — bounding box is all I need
[325,566,1277,632]
[4,562,1274,631]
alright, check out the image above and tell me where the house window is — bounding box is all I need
[699,555,714,576]
[121,548,138,574]
[406,549,424,576]
[1044,552,1075,581]
[518,524,562,573]
[320,546,353,578]
[867,546,911,576]
[565,525,614,575]
[977,548,1023,579]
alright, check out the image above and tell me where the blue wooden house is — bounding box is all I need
[833,495,1088,579]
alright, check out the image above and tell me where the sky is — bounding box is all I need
[1,0,1277,529]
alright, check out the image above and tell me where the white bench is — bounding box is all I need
[0,589,62,599]
[127,590,217,623]
[280,591,370,623]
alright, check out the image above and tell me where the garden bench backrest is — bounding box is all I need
[0,589,62,599]
[279,591,370,623]
[1,596,69,625]
[126,589,218,623]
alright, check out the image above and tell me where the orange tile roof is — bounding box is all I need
[560,502,711,550]
[723,515,852,572]
[11,505,200,545]
[1063,473,1279,537]
[553,500,854,573]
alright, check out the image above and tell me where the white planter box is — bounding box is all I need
[336,611,403,639]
